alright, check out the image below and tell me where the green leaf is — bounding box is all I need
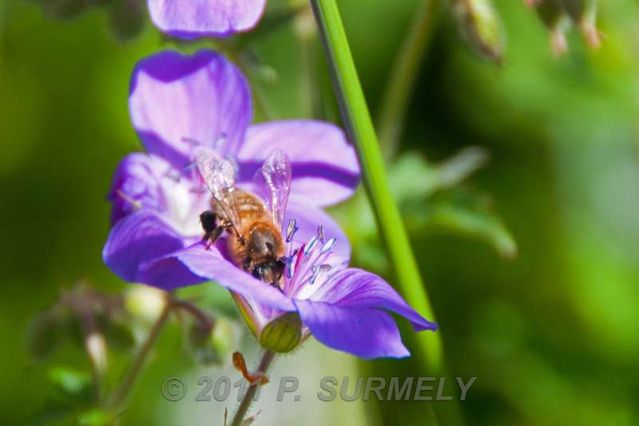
[101,317,135,350]
[47,365,92,396]
[389,147,488,201]
[77,408,115,425]
[408,190,517,258]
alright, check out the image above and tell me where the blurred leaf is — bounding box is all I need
[407,189,517,258]
[187,321,219,365]
[210,316,239,363]
[100,316,135,350]
[26,309,68,361]
[389,148,488,200]
[336,147,514,266]
[77,408,115,425]
[47,366,92,397]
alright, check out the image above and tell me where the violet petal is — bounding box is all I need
[237,120,360,207]
[130,50,251,169]
[147,0,267,38]
[103,210,196,285]
[108,153,167,225]
[294,300,410,359]
[306,268,438,332]
[163,243,297,312]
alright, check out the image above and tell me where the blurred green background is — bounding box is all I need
[2,0,639,424]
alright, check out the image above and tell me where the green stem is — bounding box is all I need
[376,0,439,158]
[309,0,441,371]
[107,292,173,409]
[229,351,275,426]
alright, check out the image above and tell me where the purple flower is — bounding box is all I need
[147,0,267,38]
[102,49,435,359]
[170,235,438,359]
[133,149,436,359]
[104,49,359,289]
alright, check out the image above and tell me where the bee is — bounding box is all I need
[194,147,291,287]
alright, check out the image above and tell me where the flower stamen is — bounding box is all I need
[317,225,324,243]
[116,190,142,210]
[320,237,336,254]
[304,236,319,255]
[286,218,298,242]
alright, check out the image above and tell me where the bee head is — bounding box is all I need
[247,222,283,261]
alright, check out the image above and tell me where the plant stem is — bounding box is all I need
[376,0,439,158]
[107,292,173,408]
[229,351,275,426]
[309,0,442,371]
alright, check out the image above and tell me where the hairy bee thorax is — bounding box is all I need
[218,191,286,286]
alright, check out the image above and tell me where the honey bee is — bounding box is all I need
[194,147,291,287]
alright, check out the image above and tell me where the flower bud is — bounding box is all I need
[452,0,505,63]
[259,312,302,353]
[110,0,146,41]
[531,0,600,54]
[124,285,167,323]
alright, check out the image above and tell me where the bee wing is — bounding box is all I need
[254,149,292,229]
[194,147,240,228]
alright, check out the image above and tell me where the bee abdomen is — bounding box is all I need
[235,191,268,225]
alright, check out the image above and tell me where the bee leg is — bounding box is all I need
[243,257,253,273]
[200,210,217,233]
[204,226,224,250]
[274,258,287,283]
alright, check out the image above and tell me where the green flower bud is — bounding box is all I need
[259,312,302,353]
[452,0,505,63]
[124,285,167,323]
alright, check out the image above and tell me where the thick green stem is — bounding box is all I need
[229,351,275,426]
[377,0,439,158]
[309,0,442,370]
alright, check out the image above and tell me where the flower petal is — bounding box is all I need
[237,120,360,206]
[130,50,251,168]
[284,201,351,261]
[147,0,267,38]
[103,210,199,286]
[294,300,410,359]
[303,269,437,332]
[108,153,167,225]
[156,243,297,312]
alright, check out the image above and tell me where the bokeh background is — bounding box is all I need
[2,0,639,424]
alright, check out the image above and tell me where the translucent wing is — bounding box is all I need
[194,147,240,228]
[254,149,292,228]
